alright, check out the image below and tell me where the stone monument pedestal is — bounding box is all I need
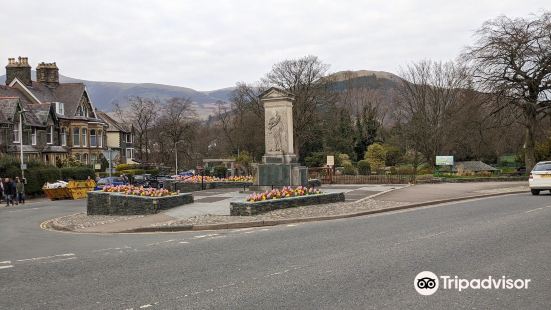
[251,87,308,190]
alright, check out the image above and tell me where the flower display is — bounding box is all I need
[172,175,254,183]
[246,186,322,202]
[102,185,177,197]
[225,176,254,182]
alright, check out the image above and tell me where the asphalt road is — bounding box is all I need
[0,193,550,309]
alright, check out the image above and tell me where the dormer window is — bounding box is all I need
[55,102,64,115]
[76,106,83,117]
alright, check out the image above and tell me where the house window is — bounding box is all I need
[73,128,80,146]
[126,148,134,159]
[126,133,133,143]
[61,128,67,146]
[82,128,87,147]
[56,102,64,115]
[75,154,81,162]
[46,126,53,144]
[91,154,97,165]
[98,130,103,147]
[13,124,20,143]
[31,128,37,145]
[82,153,88,164]
[90,129,96,147]
[76,106,83,117]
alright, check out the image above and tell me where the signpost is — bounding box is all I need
[435,156,454,176]
[326,155,335,167]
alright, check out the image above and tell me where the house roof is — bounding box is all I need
[96,111,129,132]
[453,161,498,172]
[0,97,19,123]
[0,79,104,124]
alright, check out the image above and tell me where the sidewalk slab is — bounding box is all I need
[373,182,526,203]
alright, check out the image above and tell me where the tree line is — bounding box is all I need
[117,11,551,173]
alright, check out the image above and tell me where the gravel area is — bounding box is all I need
[51,213,144,230]
[154,199,407,227]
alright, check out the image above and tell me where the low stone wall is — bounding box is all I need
[164,180,253,193]
[87,191,194,215]
[230,192,345,216]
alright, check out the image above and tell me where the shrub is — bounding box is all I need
[60,167,95,180]
[357,160,371,175]
[144,169,160,176]
[115,163,140,172]
[213,165,228,178]
[304,152,326,167]
[365,143,386,173]
[343,162,356,175]
[383,144,402,166]
[97,171,122,178]
[120,169,146,176]
[25,167,61,195]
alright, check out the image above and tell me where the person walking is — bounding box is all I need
[0,180,4,204]
[15,177,25,205]
[3,178,14,206]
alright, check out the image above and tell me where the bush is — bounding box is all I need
[304,152,326,167]
[357,160,371,175]
[60,167,95,180]
[115,163,141,172]
[213,165,228,178]
[365,143,386,174]
[343,162,356,175]
[144,169,160,176]
[120,169,145,176]
[383,144,402,166]
[25,167,61,195]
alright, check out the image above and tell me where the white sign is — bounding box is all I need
[327,155,335,166]
[435,156,454,166]
[95,164,101,170]
[20,163,27,170]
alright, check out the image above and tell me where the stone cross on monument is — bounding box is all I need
[253,87,308,189]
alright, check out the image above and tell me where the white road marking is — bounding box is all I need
[0,265,14,270]
[16,253,75,262]
[139,304,152,308]
[0,260,11,264]
[179,241,189,244]
[194,233,219,239]
[525,205,551,213]
[8,207,41,212]
[286,224,297,227]
[92,246,131,253]
[146,239,176,246]
[41,257,77,264]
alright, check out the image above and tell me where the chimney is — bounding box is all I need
[36,62,59,88]
[5,56,32,86]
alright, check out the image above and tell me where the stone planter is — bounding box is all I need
[87,191,193,215]
[230,192,345,216]
[164,180,253,193]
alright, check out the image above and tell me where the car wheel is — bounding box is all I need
[531,189,540,195]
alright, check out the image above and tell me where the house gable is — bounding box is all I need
[8,78,42,104]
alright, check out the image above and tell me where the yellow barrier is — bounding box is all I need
[43,187,71,200]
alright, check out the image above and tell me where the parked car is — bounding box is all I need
[529,161,551,195]
[133,174,172,189]
[95,177,126,190]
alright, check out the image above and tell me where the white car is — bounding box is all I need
[529,161,551,195]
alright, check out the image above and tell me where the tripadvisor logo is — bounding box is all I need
[414,271,531,296]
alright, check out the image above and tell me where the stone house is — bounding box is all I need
[0,57,108,165]
[96,111,136,165]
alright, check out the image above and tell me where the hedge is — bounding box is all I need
[25,167,61,195]
[60,167,96,181]
[120,169,145,176]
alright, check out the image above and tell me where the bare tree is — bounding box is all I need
[158,97,197,169]
[262,55,336,158]
[114,96,159,162]
[396,60,471,167]
[463,11,551,170]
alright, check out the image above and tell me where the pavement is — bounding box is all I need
[45,182,528,233]
[0,190,549,309]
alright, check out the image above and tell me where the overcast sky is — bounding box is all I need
[1,1,548,90]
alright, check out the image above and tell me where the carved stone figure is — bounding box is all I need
[268,112,282,152]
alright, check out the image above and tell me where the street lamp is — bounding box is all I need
[174,140,185,175]
[18,109,29,181]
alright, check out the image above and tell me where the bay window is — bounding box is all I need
[73,128,80,146]
[82,128,87,147]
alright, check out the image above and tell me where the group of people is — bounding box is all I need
[1,177,25,206]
